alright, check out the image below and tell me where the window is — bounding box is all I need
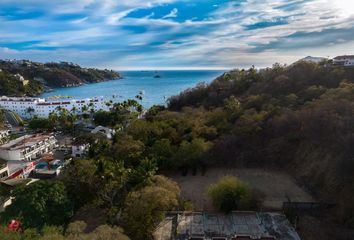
[0,171,8,179]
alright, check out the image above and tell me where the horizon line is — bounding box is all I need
[111,66,232,71]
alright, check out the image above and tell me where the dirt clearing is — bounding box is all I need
[168,168,314,211]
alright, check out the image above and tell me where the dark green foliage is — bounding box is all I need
[93,100,142,127]
[28,117,53,131]
[1,181,73,229]
[0,60,120,88]
[0,70,43,96]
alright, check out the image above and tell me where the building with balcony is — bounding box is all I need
[0,96,116,119]
[333,55,354,67]
[0,134,57,161]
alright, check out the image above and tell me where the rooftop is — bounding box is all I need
[333,55,354,60]
[154,211,301,240]
[0,134,55,151]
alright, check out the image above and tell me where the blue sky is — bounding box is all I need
[0,0,354,70]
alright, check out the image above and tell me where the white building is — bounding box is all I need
[71,143,90,158]
[0,134,57,161]
[333,55,354,67]
[91,126,116,139]
[0,160,9,180]
[0,96,115,119]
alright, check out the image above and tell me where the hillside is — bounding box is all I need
[164,61,354,227]
[0,60,121,89]
[0,70,43,96]
[75,61,354,239]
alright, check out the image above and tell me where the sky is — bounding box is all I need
[0,0,354,70]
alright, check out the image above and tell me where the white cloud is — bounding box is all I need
[163,8,178,19]
[1,0,354,68]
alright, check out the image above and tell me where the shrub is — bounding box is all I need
[207,176,255,213]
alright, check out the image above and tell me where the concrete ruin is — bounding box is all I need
[154,211,301,240]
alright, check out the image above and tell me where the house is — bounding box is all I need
[333,55,354,67]
[154,211,301,240]
[14,74,29,86]
[0,134,57,161]
[72,143,90,158]
[0,159,10,180]
[6,160,37,179]
[91,126,116,139]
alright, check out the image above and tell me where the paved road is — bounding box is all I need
[4,111,20,127]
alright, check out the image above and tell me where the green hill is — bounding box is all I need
[0,70,43,96]
[0,60,121,89]
[164,61,354,226]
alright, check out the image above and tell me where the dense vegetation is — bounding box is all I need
[0,60,120,89]
[0,70,43,96]
[0,222,130,240]
[166,62,354,226]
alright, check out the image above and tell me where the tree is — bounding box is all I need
[207,176,254,213]
[121,176,180,240]
[66,221,130,240]
[175,138,213,171]
[59,160,102,210]
[28,117,52,131]
[1,181,73,229]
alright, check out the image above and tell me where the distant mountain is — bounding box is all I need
[0,60,121,89]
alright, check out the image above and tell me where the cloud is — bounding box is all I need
[162,8,178,19]
[0,0,354,69]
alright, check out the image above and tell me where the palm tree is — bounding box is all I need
[81,105,88,114]
[26,107,35,118]
[71,106,77,115]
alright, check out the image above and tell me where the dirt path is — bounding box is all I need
[168,168,314,211]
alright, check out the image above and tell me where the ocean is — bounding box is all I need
[40,70,225,108]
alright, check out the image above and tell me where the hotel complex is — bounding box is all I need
[0,134,57,180]
[0,96,115,119]
[0,134,57,162]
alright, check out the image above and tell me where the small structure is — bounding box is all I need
[154,211,301,240]
[31,159,64,179]
[0,134,57,161]
[14,74,29,86]
[71,137,90,158]
[0,130,10,144]
[91,126,116,139]
[0,159,9,180]
[333,55,354,67]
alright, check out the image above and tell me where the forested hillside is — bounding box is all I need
[165,61,354,226]
[0,60,120,88]
[0,70,43,96]
[81,61,354,230]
